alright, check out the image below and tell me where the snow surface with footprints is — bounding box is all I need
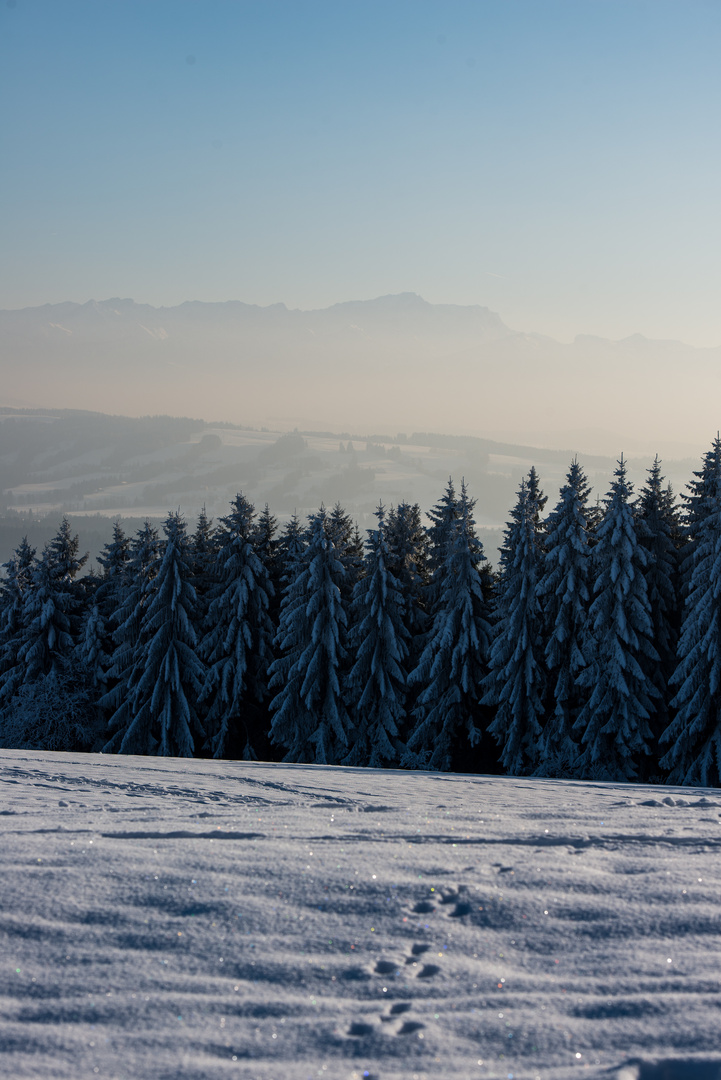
[1,750,721,1080]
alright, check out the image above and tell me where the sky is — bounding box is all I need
[2,0,721,346]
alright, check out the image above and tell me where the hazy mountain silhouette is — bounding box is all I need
[2,294,719,455]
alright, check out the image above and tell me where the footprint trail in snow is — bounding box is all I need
[1,750,721,1080]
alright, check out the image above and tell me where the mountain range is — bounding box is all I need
[2,293,719,456]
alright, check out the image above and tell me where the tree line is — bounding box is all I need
[2,437,721,786]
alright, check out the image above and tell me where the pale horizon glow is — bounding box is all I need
[2,1,721,348]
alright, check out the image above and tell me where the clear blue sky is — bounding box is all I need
[2,0,720,344]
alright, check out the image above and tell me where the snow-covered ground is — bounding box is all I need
[1,751,721,1080]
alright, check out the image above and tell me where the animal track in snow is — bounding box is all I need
[438,889,473,917]
[348,1004,425,1042]
[416,963,441,978]
[372,941,441,982]
[413,900,436,913]
[411,885,474,920]
[347,1021,375,1037]
[377,1000,425,1037]
[397,1019,425,1034]
[401,943,441,979]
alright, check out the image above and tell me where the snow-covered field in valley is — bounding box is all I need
[1,751,721,1080]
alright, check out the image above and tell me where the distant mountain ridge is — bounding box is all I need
[0,292,512,344]
[2,294,719,456]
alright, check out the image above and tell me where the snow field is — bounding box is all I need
[2,751,721,1080]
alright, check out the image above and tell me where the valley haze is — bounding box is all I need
[2,294,717,460]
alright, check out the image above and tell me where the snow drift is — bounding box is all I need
[1,750,721,1079]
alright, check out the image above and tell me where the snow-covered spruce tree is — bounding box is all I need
[483,479,546,775]
[0,662,97,752]
[96,521,130,613]
[277,513,307,578]
[189,506,218,612]
[274,512,307,650]
[637,457,682,751]
[327,502,364,603]
[344,503,410,767]
[0,522,95,752]
[0,538,36,709]
[254,503,280,576]
[425,478,460,577]
[393,480,456,745]
[268,507,352,764]
[102,521,162,750]
[192,506,215,566]
[660,456,721,785]
[76,601,110,697]
[385,501,430,665]
[79,521,131,700]
[417,479,461,655]
[527,465,548,541]
[199,494,275,759]
[325,501,360,691]
[574,457,659,780]
[404,483,493,771]
[112,512,205,757]
[535,460,592,775]
[682,435,721,534]
[254,503,282,629]
[18,518,88,685]
[677,435,721,603]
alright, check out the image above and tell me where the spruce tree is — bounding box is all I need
[113,513,205,757]
[327,502,364,601]
[527,465,548,540]
[254,503,282,630]
[484,480,546,775]
[192,506,216,567]
[0,538,36,709]
[18,518,88,684]
[189,506,218,616]
[677,434,721,603]
[415,479,462,692]
[425,478,460,578]
[660,454,721,785]
[96,521,130,613]
[269,507,351,764]
[405,483,492,770]
[254,503,280,577]
[87,521,130,697]
[277,513,307,578]
[681,435,721,540]
[344,503,410,767]
[574,458,659,780]
[102,522,162,750]
[385,501,430,656]
[637,457,681,754]
[325,502,359,688]
[76,601,110,695]
[536,460,592,774]
[199,494,275,759]
[0,522,91,751]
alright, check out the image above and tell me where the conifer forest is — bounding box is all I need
[3,437,721,788]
